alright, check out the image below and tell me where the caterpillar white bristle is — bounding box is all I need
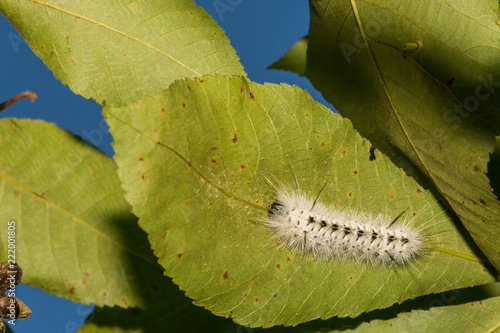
[265,185,428,266]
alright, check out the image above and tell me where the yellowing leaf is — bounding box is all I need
[307,0,500,270]
[0,119,170,308]
[105,75,495,327]
[0,0,245,105]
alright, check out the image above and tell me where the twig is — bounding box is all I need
[0,91,37,112]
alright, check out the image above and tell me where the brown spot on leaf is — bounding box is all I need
[249,92,255,100]
[222,271,229,280]
[232,133,238,143]
[474,165,481,172]
[416,188,422,194]
[341,150,347,158]
[276,264,281,269]
[479,198,486,205]
[348,192,353,198]
[240,164,246,169]
[211,159,217,164]
[69,287,75,294]
[286,256,291,262]
[210,146,218,151]
[13,190,19,196]
[182,103,186,108]
[352,168,358,175]
[240,86,244,93]
[139,157,144,161]
[123,53,127,57]
[176,253,183,260]
[446,77,454,86]
[254,297,259,303]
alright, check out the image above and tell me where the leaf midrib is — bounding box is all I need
[28,0,202,77]
[348,0,495,170]
[349,0,470,188]
[348,0,426,170]
[105,108,267,212]
[0,170,159,268]
[348,0,499,267]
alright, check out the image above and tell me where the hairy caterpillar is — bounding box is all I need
[266,185,426,266]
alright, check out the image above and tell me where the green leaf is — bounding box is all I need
[105,75,495,328]
[0,118,173,308]
[0,0,244,106]
[77,281,242,333]
[307,0,500,270]
[324,296,500,333]
[268,36,308,76]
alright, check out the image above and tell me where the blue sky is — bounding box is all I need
[0,1,330,332]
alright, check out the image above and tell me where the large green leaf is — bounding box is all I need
[307,0,500,270]
[0,118,173,309]
[325,296,500,333]
[0,0,244,106]
[105,75,495,328]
